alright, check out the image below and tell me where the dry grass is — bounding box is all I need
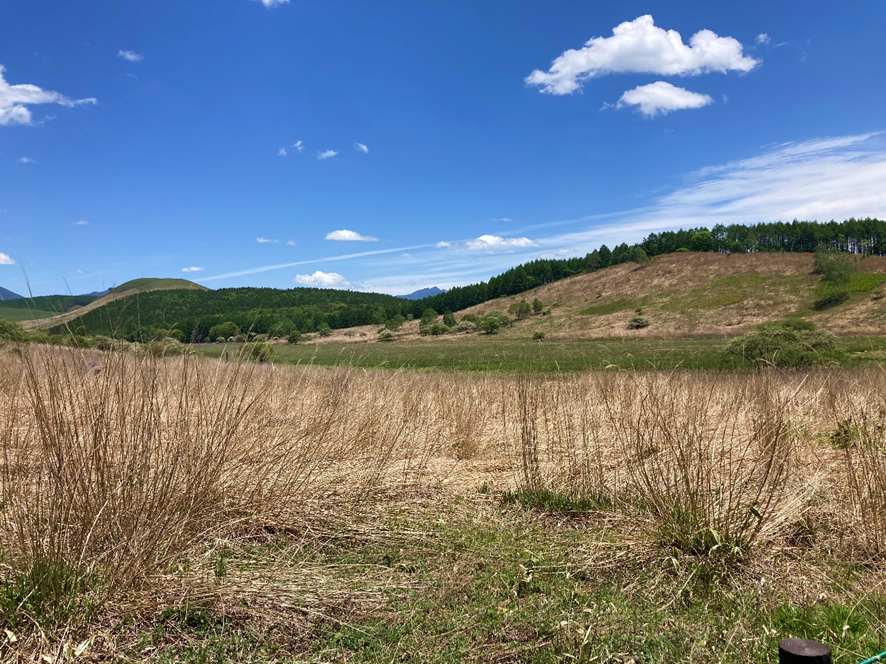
[1,344,885,660]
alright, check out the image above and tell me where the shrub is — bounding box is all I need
[287,330,302,344]
[508,300,531,319]
[532,298,544,314]
[477,312,510,334]
[461,313,479,323]
[0,320,27,343]
[627,308,650,330]
[723,319,841,368]
[317,326,333,337]
[532,330,546,341]
[378,329,395,342]
[457,321,477,333]
[442,311,457,327]
[429,322,449,336]
[209,321,239,341]
[248,343,274,363]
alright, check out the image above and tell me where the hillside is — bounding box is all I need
[21,278,208,330]
[0,286,23,301]
[456,252,886,340]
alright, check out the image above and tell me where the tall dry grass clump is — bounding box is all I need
[599,373,795,557]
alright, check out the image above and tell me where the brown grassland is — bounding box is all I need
[1,344,885,662]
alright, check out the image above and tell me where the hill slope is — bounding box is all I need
[459,252,886,339]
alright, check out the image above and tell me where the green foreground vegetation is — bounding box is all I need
[104,498,885,663]
[197,335,886,373]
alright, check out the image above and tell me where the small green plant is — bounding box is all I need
[532,330,546,341]
[378,329,396,342]
[722,319,841,368]
[248,342,274,362]
[627,308,650,330]
[500,487,611,513]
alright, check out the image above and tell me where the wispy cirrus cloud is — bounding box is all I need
[325,229,378,242]
[354,142,369,153]
[256,237,279,243]
[318,149,339,160]
[74,220,89,226]
[252,0,289,7]
[294,271,349,288]
[293,140,303,152]
[118,50,143,62]
[0,65,97,126]
[18,157,35,164]
[277,147,287,157]
[182,266,204,273]
[526,15,758,95]
[286,239,296,246]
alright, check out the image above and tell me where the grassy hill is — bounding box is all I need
[451,251,886,340]
[109,278,208,295]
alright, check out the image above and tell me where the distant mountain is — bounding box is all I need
[399,287,448,300]
[0,287,23,301]
[87,289,110,297]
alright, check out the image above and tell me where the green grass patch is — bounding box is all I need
[197,336,886,373]
[0,308,56,321]
[580,298,636,316]
[815,272,886,297]
[116,507,886,663]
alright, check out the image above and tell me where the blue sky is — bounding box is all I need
[2,1,886,297]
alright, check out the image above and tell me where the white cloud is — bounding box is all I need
[74,220,89,226]
[0,65,97,126]
[286,239,296,246]
[278,147,287,157]
[0,253,14,265]
[526,15,759,95]
[465,235,539,251]
[256,237,278,243]
[490,217,512,222]
[293,140,303,152]
[252,0,289,6]
[18,157,34,164]
[182,266,204,272]
[117,50,143,62]
[435,241,451,248]
[325,229,378,242]
[294,271,348,288]
[615,81,713,117]
[318,149,339,160]
[354,142,369,153]
[756,33,771,45]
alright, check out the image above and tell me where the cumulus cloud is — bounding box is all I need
[615,81,713,117]
[278,147,287,157]
[526,15,759,95]
[256,237,278,243]
[465,235,539,251]
[293,140,303,152]
[74,220,89,226]
[182,266,204,272]
[756,33,771,45]
[0,253,14,265]
[354,142,369,153]
[0,65,97,126]
[435,241,451,248]
[318,149,338,160]
[118,50,143,62]
[294,271,348,288]
[18,157,34,164]
[325,229,378,242]
[252,0,289,7]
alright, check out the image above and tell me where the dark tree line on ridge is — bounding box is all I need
[42,217,886,342]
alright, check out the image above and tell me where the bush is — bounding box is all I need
[442,311,457,327]
[532,299,544,315]
[627,308,650,330]
[457,321,477,334]
[317,326,333,337]
[287,330,302,344]
[209,321,239,341]
[532,330,546,341]
[429,322,449,336]
[478,312,510,334]
[0,320,27,342]
[248,343,274,362]
[461,313,479,323]
[723,319,841,368]
[378,329,395,342]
